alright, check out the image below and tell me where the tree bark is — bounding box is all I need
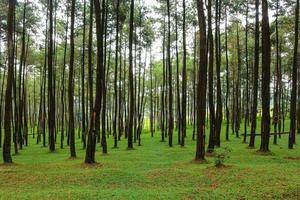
[289,0,299,149]
[127,0,134,150]
[260,0,271,152]
[48,0,56,152]
[3,0,15,163]
[167,0,173,147]
[181,0,186,147]
[249,0,260,148]
[195,0,207,161]
[69,0,76,158]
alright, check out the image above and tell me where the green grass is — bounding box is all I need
[0,123,300,200]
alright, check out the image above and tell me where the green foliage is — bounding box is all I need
[214,147,232,167]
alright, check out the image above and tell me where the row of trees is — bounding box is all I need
[1,0,299,164]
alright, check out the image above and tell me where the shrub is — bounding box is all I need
[214,147,231,167]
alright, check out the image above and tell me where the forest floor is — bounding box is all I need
[0,124,300,200]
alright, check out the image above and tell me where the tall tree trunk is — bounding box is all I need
[195,0,207,161]
[161,17,166,142]
[150,48,154,137]
[101,0,107,154]
[215,0,222,147]
[273,0,280,145]
[0,56,6,149]
[113,0,120,149]
[207,0,215,153]
[85,0,104,163]
[61,5,69,149]
[235,21,241,138]
[289,0,299,149]
[244,0,249,143]
[88,0,94,122]
[167,0,173,147]
[127,0,134,149]
[0,15,2,148]
[225,6,230,141]
[260,0,271,152]
[192,27,197,141]
[181,0,186,147]
[249,0,259,148]
[3,0,15,163]
[69,0,76,158]
[175,0,181,145]
[48,0,56,152]
[81,0,87,149]
[18,0,27,150]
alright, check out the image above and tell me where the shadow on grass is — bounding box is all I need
[191,159,209,165]
[284,156,300,160]
[256,150,275,156]
[80,162,102,169]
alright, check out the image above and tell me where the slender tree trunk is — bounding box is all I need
[81,0,87,149]
[225,6,230,141]
[244,0,249,143]
[273,0,280,145]
[113,0,120,149]
[175,0,181,145]
[0,15,2,148]
[215,0,222,147]
[289,0,299,149]
[48,0,56,152]
[161,17,166,142]
[181,0,186,147]
[101,0,107,154]
[192,28,197,141]
[0,57,6,149]
[167,0,173,147]
[61,5,69,149]
[150,48,154,137]
[207,0,215,153]
[127,0,134,149]
[249,0,259,148]
[235,21,241,138]
[69,0,76,158]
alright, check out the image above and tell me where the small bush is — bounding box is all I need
[214,147,231,168]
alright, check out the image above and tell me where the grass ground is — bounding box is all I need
[0,123,300,200]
